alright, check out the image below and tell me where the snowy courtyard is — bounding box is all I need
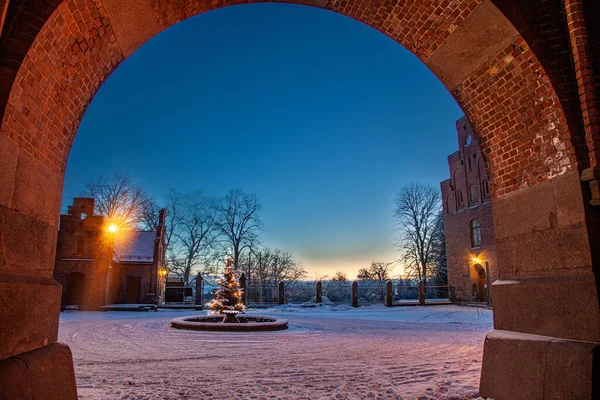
[59,305,493,400]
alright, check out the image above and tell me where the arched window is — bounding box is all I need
[469,184,477,203]
[471,220,481,248]
[482,180,490,198]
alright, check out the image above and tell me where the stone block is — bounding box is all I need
[492,275,600,343]
[493,171,587,240]
[0,274,61,360]
[494,222,592,277]
[480,330,599,400]
[101,0,161,58]
[0,357,32,400]
[554,172,587,229]
[492,178,556,240]
[0,205,58,276]
[425,0,519,90]
[0,343,77,400]
[17,343,77,400]
[12,150,62,228]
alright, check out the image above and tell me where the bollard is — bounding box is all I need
[240,273,247,306]
[385,280,393,307]
[195,275,204,309]
[352,281,358,308]
[316,281,322,304]
[419,280,425,305]
[278,281,285,305]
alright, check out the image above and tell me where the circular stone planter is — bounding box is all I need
[170,315,288,332]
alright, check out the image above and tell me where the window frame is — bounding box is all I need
[469,184,477,203]
[471,220,482,248]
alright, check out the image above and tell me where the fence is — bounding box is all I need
[322,280,353,305]
[285,281,315,304]
[196,274,451,309]
[245,284,280,307]
[356,280,387,305]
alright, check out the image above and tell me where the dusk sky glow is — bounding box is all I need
[62,3,463,279]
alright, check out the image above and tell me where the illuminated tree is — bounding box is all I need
[209,256,246,314]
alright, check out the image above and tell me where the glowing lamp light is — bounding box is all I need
[472,257,479,263]
[107,224,118,233]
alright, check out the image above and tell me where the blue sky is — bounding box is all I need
[62,4,463,279]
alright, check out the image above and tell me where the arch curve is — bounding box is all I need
[0,0,582,195]
[0,1,599,399]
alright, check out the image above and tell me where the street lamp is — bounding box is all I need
[107,224,118,233]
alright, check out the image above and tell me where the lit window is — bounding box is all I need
[469,185,477,202]
[471,220,481,248]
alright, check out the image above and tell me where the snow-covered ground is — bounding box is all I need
[58,305,493,400]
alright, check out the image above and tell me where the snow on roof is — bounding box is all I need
[113,231,156,263]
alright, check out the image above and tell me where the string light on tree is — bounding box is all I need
[208,255,246,316]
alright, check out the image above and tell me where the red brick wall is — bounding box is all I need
[0,0,588,199]
[54,199,161,306]
[54,199,111,307]
[441,119,497,303]
[444,202,497,303]
[1,0,123,175]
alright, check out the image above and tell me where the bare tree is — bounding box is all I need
[240,248,306,284]
[215,189,262,269]
[168,191,218,284]
[357,268,371,280]
[83,172,154,228]
[142,190,182,250]
[332,271,348,281]
[429,212,448,285]
[395,183,443,282]
[368,261,395,281]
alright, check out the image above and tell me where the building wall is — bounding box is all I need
[441,118,497,304]
[53,198,112,307]
[54,198,165,307]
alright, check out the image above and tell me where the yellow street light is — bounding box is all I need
[107,224,118,233]
[472,256,479,263]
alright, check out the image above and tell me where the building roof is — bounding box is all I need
[113,231,156,263]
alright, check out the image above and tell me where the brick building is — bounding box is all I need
[440,117,497,304]
[53,198,168,308]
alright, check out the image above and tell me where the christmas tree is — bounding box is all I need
[209,255,246,314]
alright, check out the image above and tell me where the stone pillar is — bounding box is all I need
[315,281,322,304]
[385,280,393,306]
[239,273,247,306]
[479,171,600,399]
[195,275,203,309]
[352,281,358,307]
[0,134,78,398]
[418,280,425,305]
[278,281,285,305]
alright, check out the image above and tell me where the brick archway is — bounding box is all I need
[0,1,598,399]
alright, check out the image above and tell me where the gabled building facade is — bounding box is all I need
[440,117,497,304]
[53,198,167,308]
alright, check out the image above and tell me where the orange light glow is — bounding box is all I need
[107,224,118,233]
